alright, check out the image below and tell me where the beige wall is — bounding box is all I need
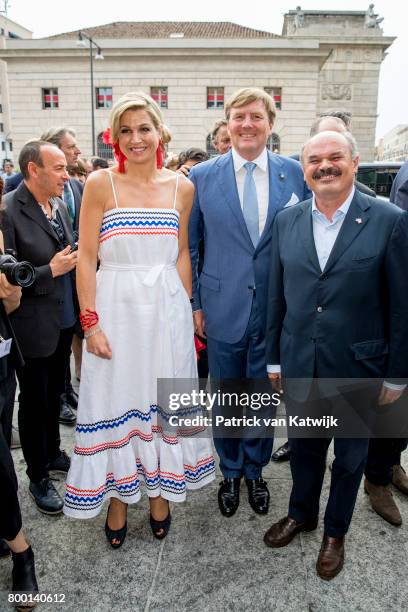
[3,52,325,159]
[0,27,393,163]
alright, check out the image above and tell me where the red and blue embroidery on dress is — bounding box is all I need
[100,209,179,244]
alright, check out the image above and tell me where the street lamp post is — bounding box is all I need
[77,31,104,155]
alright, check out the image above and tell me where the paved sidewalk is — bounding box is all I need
[1,390,408,611]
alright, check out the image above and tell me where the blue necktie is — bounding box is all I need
[63,182,75,225]
[243,162,259,247]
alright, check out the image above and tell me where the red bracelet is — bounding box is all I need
[79,308,99,331]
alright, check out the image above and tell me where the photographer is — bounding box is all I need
[1,140,78,515]
[0,227,38,604]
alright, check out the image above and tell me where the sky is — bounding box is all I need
[3,0,407,142]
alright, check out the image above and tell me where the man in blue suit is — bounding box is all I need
[263,130,408,579]
[188,88,309,517]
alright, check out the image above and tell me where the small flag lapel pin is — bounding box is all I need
[355,218,363,224]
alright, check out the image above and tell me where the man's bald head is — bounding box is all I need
[310,116,348,137]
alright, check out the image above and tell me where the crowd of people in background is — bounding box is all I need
[0,86,408,608]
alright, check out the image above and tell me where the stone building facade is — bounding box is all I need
[0,8,394,162]
[376,124,408,162]
[0,14,32,164]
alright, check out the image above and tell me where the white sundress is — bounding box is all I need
[64,172,215,519]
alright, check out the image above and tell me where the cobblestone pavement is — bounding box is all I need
[1,380,408,612]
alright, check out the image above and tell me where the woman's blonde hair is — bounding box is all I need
[225,87,276,124]
[109,92,171,145]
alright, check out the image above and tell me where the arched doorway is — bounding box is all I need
[267,133,280,154]
[97,132,114,160]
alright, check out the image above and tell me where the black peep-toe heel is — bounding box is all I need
[105,504,127,549]
[149,511,172,540]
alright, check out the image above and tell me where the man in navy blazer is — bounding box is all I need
[390,159,408,211]
[188,88,309,517]
[263,130,408,579]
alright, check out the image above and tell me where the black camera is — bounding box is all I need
[0,251,36,288]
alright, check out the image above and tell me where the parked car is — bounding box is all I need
[356,162,402,200]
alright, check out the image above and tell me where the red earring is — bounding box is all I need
[156,139,164,170]
[102,128,127,173]
[113,143,127,173]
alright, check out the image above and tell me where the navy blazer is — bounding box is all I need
[188,149,310,343]
[265,190,408,396]
[390,160,408,211]
[69,177,83,235]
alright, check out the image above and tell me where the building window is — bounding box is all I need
[97,132,114,160]
[264,87,282,110]
[1,142,5,151]
[0,123,3,132]
[207,87,224,109]
[9,141,12,151]
[0,104,2,113]
[267,133,280,154]
[42,88,59,109]
[150,87,168,108]
[96,87,113,109]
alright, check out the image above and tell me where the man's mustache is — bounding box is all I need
[312,168,342,180]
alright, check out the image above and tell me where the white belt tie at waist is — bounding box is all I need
[99,263,179,295]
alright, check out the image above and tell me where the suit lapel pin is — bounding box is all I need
[355,218,363,224]
[279,173,285,180]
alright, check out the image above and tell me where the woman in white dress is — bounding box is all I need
[64,92,215,547]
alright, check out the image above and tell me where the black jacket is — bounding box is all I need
[1,181,77,358]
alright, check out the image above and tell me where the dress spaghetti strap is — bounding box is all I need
[173,174,180,210]
[107,171,119,208]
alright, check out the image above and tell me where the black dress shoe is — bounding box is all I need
[12,545,38,603]
[218,478,241,517]
[272,441,291,462]
[246,478,270,514]
[63,389,79,410]
[29,478,63,515]
[47,450,71,475]
[59,398,76,425]
[0,539,10,558]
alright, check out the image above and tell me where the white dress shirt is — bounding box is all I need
[312,187,354,271]
[232,147,269,237]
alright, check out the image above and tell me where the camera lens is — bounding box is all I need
[12,262,36,288]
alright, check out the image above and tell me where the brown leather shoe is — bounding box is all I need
[364,478,402,526]
[392,465,408,496]
[264,516,318,548]
[316,535,344,580]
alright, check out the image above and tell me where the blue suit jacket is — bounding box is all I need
[266,190,408,395]
[188,149,309,343]
[390,160,408,210]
